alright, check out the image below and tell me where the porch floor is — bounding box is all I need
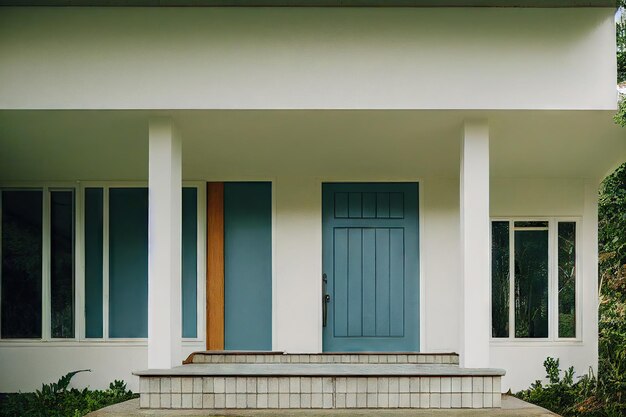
[87,396,556,416]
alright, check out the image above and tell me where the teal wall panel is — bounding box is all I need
[182,187,198,338]
[85,188,104,338]
[108,188,148,338]
[224,182,272,350]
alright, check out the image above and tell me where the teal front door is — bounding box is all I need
[322,183,420,352]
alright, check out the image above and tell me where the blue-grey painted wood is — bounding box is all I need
[108,188,149,338]
[85,188,103,338]
[224,182,272,350]
[182,188,198,338]
[322,183,419,352]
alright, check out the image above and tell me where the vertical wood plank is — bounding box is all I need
[207,182,224,350]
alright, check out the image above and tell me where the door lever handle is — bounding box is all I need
[322,273,331,327]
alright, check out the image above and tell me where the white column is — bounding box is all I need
[460,120,490,368]
[148,117,182,369]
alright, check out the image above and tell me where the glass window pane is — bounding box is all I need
[1,190,43,339]
[108,188,148,338]
[558,222,576,338]
[514,221,548,229]
[85,188,104,338]
[514,228,549,338]
[491,221,510,338]
[182,187,197,338]
[50,190,75,338]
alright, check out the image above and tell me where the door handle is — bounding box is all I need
[322,273,331,327]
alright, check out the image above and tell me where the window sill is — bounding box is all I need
[490,339,583,347]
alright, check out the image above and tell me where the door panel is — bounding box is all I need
[322,183,419,352]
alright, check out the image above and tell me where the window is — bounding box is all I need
[1,188,75,339]
[491,219,579,340]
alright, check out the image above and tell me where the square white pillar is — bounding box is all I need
[460,120,490,368]
[148,117,182,369]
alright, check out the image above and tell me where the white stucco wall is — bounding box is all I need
[0,7,617,110]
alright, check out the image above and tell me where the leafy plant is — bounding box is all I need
[0,371,137,417]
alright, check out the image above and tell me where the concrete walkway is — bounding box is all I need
[87,396,558,417]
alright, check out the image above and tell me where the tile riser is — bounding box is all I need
[139,375,501,409]
[190,354,459,365]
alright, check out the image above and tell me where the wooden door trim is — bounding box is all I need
[206,182,225,350]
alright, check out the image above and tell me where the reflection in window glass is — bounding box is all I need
[491,221,510,338]
[50,190,75,338]
[514,221,549,228]
[1,190,43,338]
[514,228,549,338]
[558,222,576,338]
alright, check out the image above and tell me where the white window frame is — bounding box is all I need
[489,217,582,344]
[0,181,206,346]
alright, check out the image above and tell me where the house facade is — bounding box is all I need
[0,0,625,409]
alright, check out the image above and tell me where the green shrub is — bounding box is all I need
[0,371,137,417]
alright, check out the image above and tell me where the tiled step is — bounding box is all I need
[184,351,460,365]
[135,362,504,410]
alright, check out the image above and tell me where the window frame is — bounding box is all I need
[489,217,582,344]
[0,181,206,346]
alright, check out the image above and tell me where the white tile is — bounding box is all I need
[451,377,461,393]
[246,355,255,363]
[379,355,388,363]
[434,355,443,364]
[399,377,410,393]
[214,393,225,408]
[181,378,193,394]
[256,355,266,363]
[426,355,435,363]
[430,377,441,392]
[367,393,378,408]
[430,393,441,408]
[378,377,389,393]
[398,355,408,363]
[171,394,182,409]
[311,393,323,408]
[201,377,212,393]
[225,377,237,393]
[160,393,171,408]
[182,393,193,408]
[493,377,502,393]
[356,393,367,408]
[441,392,451,408]
[357,378,367,393]
[367,377,377,393]
[441,377,451,393]
[289,394,300,408]
[451,393,462,408]
[368,355,379,363]
[149,378,160,393]
[235,355,246,363]
[301,377,312,393]
[149,394,160,408]
[336,393,346,408]
[289,377,300,393]
[420,377,429,393]
[192,393,203,409]
[193,378,203,393]
[346,393,357,408]
[336,377,347,393]
[236,393,246,408]
[484,377,493,393]
[351,355,360,363]
[279,377,290,393]
[341,354,351,363]
[472,393,483,408]
[409,377,420,392]
[268,393,279,408]
[257,377,268,393]
[279,393,290,408]
[399,393,410,408]
[388,355,398,363]
[311,377,323,393]
[257,394,268,408]
[323,393,333,409]
[408,355,418,363]
[419,393,429,408]
[225,393,236,408]
[322,377,334,393]
[140,394,149,408]
[389,377,399,393]
[202,393,214,408]
[140,379,149,394]
[246,377,256,393]
[268,378,279,393]
[378,393,389,407]
[247,394,257,408]
[461,377,472,393]
[301,393,311,408]
[493,393,502,408]
[389,392,399,408]
[417,355,427,364]
[461,393,472,408]
[483,393,493,408]
[214,377,225,393]
[236,377,246,393]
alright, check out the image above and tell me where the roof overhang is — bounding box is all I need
[0,0,618,7]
